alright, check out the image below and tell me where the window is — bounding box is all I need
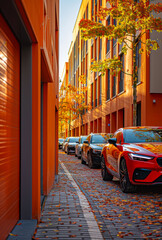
[113,19,117,56]
[95,38,97,61]
[112,76,116,97]
[86,90,88,112]
[91,135,107,144]
[106,69,110,100]
[86,4,89,19]
[99,76,102,105]
[74,74,76,87]
[91,43,94,60]
[81,136,87,143]
[92,0,94,18]
[106,17,110,54]
[136,40,141,83]
[86,40,88,53]
[99,38,102,60]
[91,83,94,108]
[124,129,162,143]
[119,53,124,93]
[95,79,97,107]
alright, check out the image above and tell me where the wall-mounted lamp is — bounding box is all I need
[153,99,156,104]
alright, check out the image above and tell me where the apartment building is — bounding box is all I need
[0,0,59,239]
[63,0,162,137]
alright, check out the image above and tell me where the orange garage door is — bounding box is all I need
[0,15,20,240]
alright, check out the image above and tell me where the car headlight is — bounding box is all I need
[128,153,154,161]
[93,149,101,153]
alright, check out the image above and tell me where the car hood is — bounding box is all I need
[124,142,162,156]
[90,143,106,150]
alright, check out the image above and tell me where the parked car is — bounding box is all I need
[65,137,80,155]
[101,127,162,193]
[81,133,112,168]
[62,137,69,151]
[58,138,64,149]
[75,135,87,158]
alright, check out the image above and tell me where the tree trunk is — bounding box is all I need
[132,34,137,127]
[81,114,83,135]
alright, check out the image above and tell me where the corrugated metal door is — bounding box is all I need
[0,15,20,240]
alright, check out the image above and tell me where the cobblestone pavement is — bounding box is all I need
[33,151,162,240]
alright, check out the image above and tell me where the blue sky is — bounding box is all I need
[59,0,82,78]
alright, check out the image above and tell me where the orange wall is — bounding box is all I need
[15,0,59,220]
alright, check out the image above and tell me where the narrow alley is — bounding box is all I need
[33,151,162,240]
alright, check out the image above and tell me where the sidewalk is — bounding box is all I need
[32,157,103,240]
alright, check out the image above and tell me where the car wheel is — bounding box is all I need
[75,151,77,157]
[87,153,94,169]
[81,152,86,164]
[67,148,69,155]
[101,156,113,181]
[120,158,136,193]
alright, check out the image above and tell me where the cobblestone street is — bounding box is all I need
[33,151,162,240]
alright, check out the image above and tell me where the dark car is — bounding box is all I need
[75,135,87,158]
[58,138,64,149]
[81,133,111,168]
[66,137,80,155]
[101,127,162,193]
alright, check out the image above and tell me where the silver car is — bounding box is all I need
[75,136,87,159]
[66,137,79,155]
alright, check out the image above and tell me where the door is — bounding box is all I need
[0,15,20,240]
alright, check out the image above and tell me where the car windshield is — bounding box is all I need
[59,139,64,142]
[91,135,107,144]
[81,136,87,143]
[124,129,162,143]
[69,137,79,143]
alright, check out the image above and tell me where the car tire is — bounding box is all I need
[101,156,113,181]
[67,148,69,155]
[120,158,136,193]
[81,152,86,164]
[87,152,94,169]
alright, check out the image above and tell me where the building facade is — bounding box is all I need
[61,0,162,137]
[59,62,69,138]
[0,0,59,239]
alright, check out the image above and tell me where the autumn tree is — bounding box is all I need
[79,0,162,126]
[73,75,91,135]
[59,75,90,136]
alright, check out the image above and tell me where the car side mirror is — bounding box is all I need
[83,140,89,144]
[108,138,117,145]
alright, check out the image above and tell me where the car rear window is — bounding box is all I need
[81,136,87,143]
[124,129,162,143]
[69,137,79,142]
[91,135,107,144]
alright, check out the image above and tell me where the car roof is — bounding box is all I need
[122,126,162,130]
[69,136,79,138]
